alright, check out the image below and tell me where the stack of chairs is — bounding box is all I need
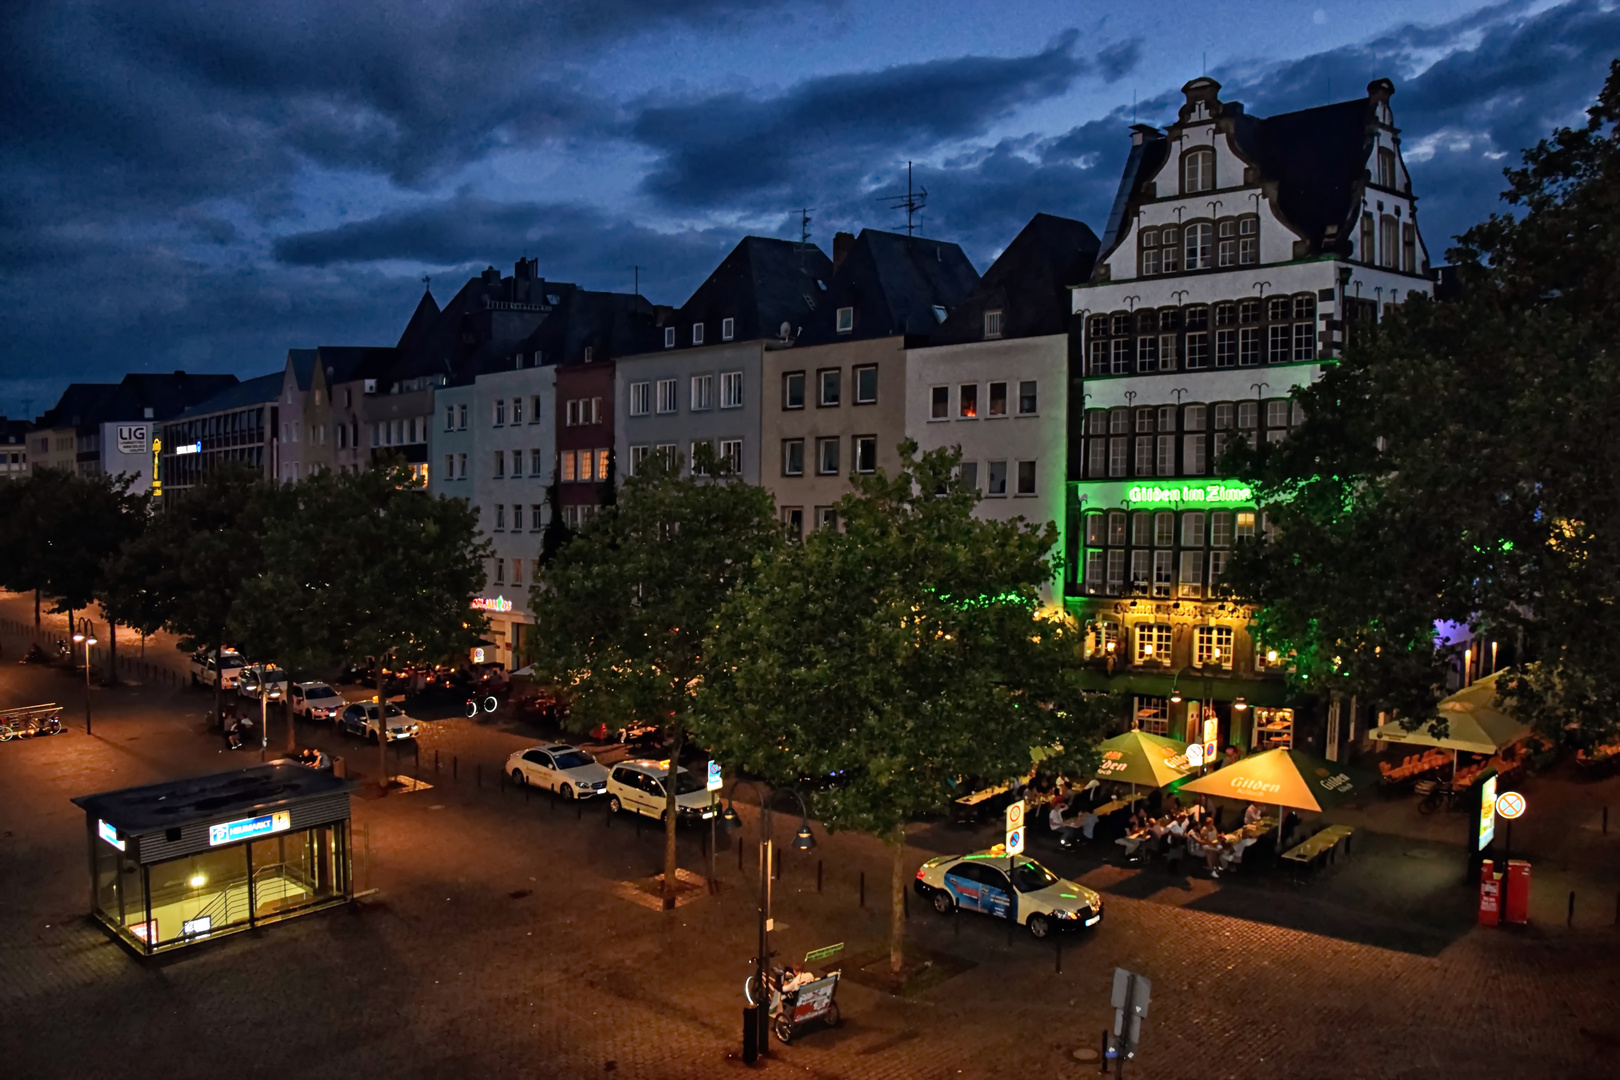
[1378,749,1449,784]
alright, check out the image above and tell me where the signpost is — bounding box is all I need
[1109,967,1152,1077]
[1005,800,1025,857]
[1495,791,1525,820]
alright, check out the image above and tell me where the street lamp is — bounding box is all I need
[72,628,97,735]
[721,781,816,1061]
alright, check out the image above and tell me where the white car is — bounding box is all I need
[606,759,718,824]
[289,681,345,721]
[189,649,244,689]
[505,744,610,799]
[913,849,1104,939]
[238,664,289,701]
[339,701,420,742]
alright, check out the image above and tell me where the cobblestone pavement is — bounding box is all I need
[3,598,1619,1079]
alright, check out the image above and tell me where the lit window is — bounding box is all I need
[561,451,576,483]
[1135,624,1171,664]
[959,384,978,418]
[1195,625,1234,668]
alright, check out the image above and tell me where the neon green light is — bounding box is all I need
[1074,478,1257,511]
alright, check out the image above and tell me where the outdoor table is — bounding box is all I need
[1094,791,1147,817]
[1281,825,1356,872]
[955,781,1010,808]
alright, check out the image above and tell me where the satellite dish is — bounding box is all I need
[779,321,791,339]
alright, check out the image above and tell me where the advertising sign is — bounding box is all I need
[116,424,148,455]
[707,760,723,791]
[471,595,514,612]
[1476,773,1498,853]
[1186,743,1205,768]
[1077,478,1257,511]
[208,810,291,847]
[97,819,126,851]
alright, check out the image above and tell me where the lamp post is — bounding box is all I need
[721,781,816,1060]
[72,625,98,735]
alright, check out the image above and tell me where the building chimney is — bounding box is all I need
[1129,123,1163,146]
[833,232,855,272]
[1366,78,1395,106]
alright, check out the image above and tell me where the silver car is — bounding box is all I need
[504,744,610,799]
[238,664,289,701]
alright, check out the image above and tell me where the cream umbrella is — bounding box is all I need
[1368,671,1531,778]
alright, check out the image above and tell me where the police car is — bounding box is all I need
[913,848,1103,938]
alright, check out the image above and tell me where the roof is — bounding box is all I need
[174,372,283,419]
[71,763,353,836]
[1100,126,1168,252]
[1236,97,1374,253]
[929,213,1099,345]
[119,371,240,420]
[396,289,441,354]
[667,235,833,348]
[316,345,396,386]
[37,382,129,431]
[284,349,318,392]
[799,229,979,346]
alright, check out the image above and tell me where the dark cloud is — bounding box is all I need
[1097,38,1144,84]
[631,31,1088,208]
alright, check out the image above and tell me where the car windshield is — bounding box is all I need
[306,686,338,700]
[1012,860,1060,893]
[383,704,404,718]
[553,751,594,770]
[672,770,707,795]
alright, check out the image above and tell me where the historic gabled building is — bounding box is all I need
[1068,77,1433,758]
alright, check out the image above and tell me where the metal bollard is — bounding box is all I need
[1569,891,1576,926]
[742,1006,758,1063]
[1605,807,1610,835]
[1055,934,1062,974]
[817,859,823,893]
[1099,1031,1110,1074]
[859,871,865,908]
[737,836,743,871]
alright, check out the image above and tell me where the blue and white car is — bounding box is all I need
[913,849,1103,938]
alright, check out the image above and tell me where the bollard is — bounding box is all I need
[737,837,743,871]
[1605,807,1610,835]
[435,750,441,773]
[1569,891,1576,927]
[859,871,865,908]
[1099,1031,1111,1074]
[742,1006,759,1063]
[817,859,823,893]
[477,764,482,789]
[453,755,458,780]
[1055,934,1062,974]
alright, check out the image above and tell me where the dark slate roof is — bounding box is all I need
[1236,97,1374,254]
[509,289,661,368]
[666,236,833,349]
[930,214,1099,345]
[71,763,353,837]
[393,260,579,384]
[284,349,318,392]
[316,346,396,387]
[799,229,979,346]
[174,372,283,418]
[1100,126,1168,252]
[37,382,127,430]
[0,417,31,444]
[395,289,441,354]
[119,371,240,420]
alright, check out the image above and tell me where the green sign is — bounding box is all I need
[804,942,844,963]
[1074,479,1256,510]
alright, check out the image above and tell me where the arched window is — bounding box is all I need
[1183,148,1214,194]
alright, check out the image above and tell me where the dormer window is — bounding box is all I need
[664,326,676,349]
[693,323,705,346]
[1183,148,1214,194]
[932,305,947,323]
[983,310,1004,339]
[722,317,735,341]
[836,307,854,333]
[1376,147,1397,189]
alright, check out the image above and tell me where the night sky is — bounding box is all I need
[3,0,1617,417]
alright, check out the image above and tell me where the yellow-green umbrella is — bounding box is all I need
[1093,730,1195,788]
[1368,671,1530,755]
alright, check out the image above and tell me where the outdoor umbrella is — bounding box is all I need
[1177,748,1374,848]
[1368,671,1530,756]
[1093,730,1194,788]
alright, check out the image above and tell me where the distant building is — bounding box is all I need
[0,417,30,481]
[157,373,284,497]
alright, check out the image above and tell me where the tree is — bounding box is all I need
[0,473,52,626]
[694,443,1107,977]
[528,446,781,907]
[243,461,490,783]
[1224,62,1620,741]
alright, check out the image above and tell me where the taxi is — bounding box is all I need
[913,846,1103,938]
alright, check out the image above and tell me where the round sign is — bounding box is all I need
[1495,791,1526,820]
[1006,801,1024,828]
[1186,743,1205,768]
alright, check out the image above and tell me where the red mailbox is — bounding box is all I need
[1503,860,1531,925]
[1477,860,1501,926]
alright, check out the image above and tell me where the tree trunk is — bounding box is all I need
[67,606,75,657]
[106,619,118,686]
[377,661,389,792]
[890,824,907,976]
[662,724,684,908]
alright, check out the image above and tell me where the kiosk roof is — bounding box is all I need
[71,763,353,836]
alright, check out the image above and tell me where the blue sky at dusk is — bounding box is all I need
[3,0,1618,415]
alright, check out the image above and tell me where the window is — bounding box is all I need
[816,507,838,531]
[1130,550,1151,594]
[1142,245,1160,276]
[495,504,506,530]
[1376,147,1396,189]
[494,451,505,478]
[494,558,505,583]
[720,370,744,409]
[1210,511,1233,547]
[444,405,455,431]
[530,448,542,475]
[630,445,650,474]
[692,323,705,346]
[1156,435,1175,475]
[854,435,877,473]
[1153,549,1174,598]
[594,449,609,481]
[1112,338,1132,374]
[959,461,978,490]
[691,374,713,411]
[1208,550,1228,589]
[690,439,712,476]
[1182,511,1205,546]
[1108,438,1128,477]
[1215,328,1236,368]
[1402,223,1416,273]
[1085,514,1106,545]
[853,365,877,405]
[1237,401,1258,429]
[495,399,506,426]
[1136,624,1172,664]
[1015,460,1036,496]
[819,369,840,407]
[1267,400,1291,429]
[783,371,805,409]
[1183,148,1214,193]
[987,460,1007,496]
[1235,510,1256,541]
[1361,212,1376,264]
[1239,216,1258,265]
[530,395,541,422]
[664,326,676,349]
[1016,381,1037,415]
[1137,334,1158,372]
[1269,323,1291,363]
[444,453,454,480]
[1106,550,1126,596]
[782,507,804,538]
[560,451,576,483]
[511,504,524,533]
[1213,403,1233,430]
[1160,226,1179,272]
[1195,625,1234,668]
[511,449,523,477]
[1240,327,1261,366]
[1131,511,1152,546]
[458,452,467,477]
[629,381,650,417]
[512,397,523,425]
[1182,434,1206,475]
[782,439,804,476]
[719,439,741,472]
[983,309,1003,338]
[1184,404,1206,431]
[959,384,978,418]
[816,437,840,475]
[532,504,545,531]
[1179,551,1204,598]
[930,386,949,420]
[836,307,853,333]
[1218,218,1235,267]
[512,558,523,584]
[1184,223,1212,269]
[1135,436,1153,475]
[1380,216,1399,269]
[722,317,735,341]
[656,379,677,414]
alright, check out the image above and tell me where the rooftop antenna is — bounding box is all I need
[876,162,929,236]
[633,265,639,297]
[797,208,813,247]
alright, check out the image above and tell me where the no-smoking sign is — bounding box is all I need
[1495,791,1526,820]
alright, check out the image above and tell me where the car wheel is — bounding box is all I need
[511,769,526,785]
[1026,914,1051,939]
[562,784,575,800]
[369,730,380,744]
[931,889,954,915]
[824,1002,841,1028]
[608,795,623,814]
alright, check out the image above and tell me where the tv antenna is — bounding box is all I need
[877,162,928,236]
[421,273,431,292]
[796,208,814,247]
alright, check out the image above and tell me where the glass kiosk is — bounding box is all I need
[72,763,354,955]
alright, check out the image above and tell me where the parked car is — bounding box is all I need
[913,850,1103,939]
[289,681,345,721]
[189,649,244,689]
[339,701,420,743]
[504,744,610,799]
[237,664,290,701]
[605,759,718,823]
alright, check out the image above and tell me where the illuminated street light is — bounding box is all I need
[74,627,97,735]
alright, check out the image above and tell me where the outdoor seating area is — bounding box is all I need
[1575,740,1620,773]
[1379,750,1449,785]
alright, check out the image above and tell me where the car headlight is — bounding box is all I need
[1054,909,1077,920]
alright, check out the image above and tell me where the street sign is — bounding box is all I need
[1110,968,1152,1053]
[1005,800,1025,856]
[707,760,723,792]
[1495,791,1526,820]
[1186,743,1205,768]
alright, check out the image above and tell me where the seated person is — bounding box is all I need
[1050,800,1081,847]
[1244,802,1264,827]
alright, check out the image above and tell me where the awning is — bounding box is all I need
[1368,671,1530,755]
[1176,748,1374,813]
[1093,730,1194,787]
